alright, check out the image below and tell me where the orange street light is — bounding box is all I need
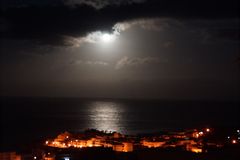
[232,140,237,144]
[206,128,210,132]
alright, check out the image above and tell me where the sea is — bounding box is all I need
[0,97,239,150]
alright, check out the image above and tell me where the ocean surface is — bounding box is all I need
[0,97,239,150]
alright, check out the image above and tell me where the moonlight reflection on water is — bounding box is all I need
[88,101,125,132]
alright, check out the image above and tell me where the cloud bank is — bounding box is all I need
[1,0,239,46]
[115,56,160,69]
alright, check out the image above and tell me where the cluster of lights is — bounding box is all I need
[46,139,96,148]
[227,129,240,144]
[199,131,204,135]
[194,128,211,139]
[45,127,234,154]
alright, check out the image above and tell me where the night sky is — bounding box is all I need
[0,0,239,100]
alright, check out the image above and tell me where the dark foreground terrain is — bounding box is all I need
[46,147,240,160]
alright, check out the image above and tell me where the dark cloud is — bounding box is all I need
[207,28,240,42]
[184,19,240,42]
[63,0,146,9]
[0,0,145,9]
[1,0,239,46]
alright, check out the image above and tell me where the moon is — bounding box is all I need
[101,33,116,43]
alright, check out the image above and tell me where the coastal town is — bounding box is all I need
[45,128,213,153]
[1,127,239,160]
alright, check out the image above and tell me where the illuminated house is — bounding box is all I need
[186,144,203,153]
[172,132,187,139]
[0,152,21,160]
[141,140,165,148]
[112,132,123,139]
[43,153,55,160]
[176,139,197,146]
[55,132,72,142]
[112,142,134,152]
